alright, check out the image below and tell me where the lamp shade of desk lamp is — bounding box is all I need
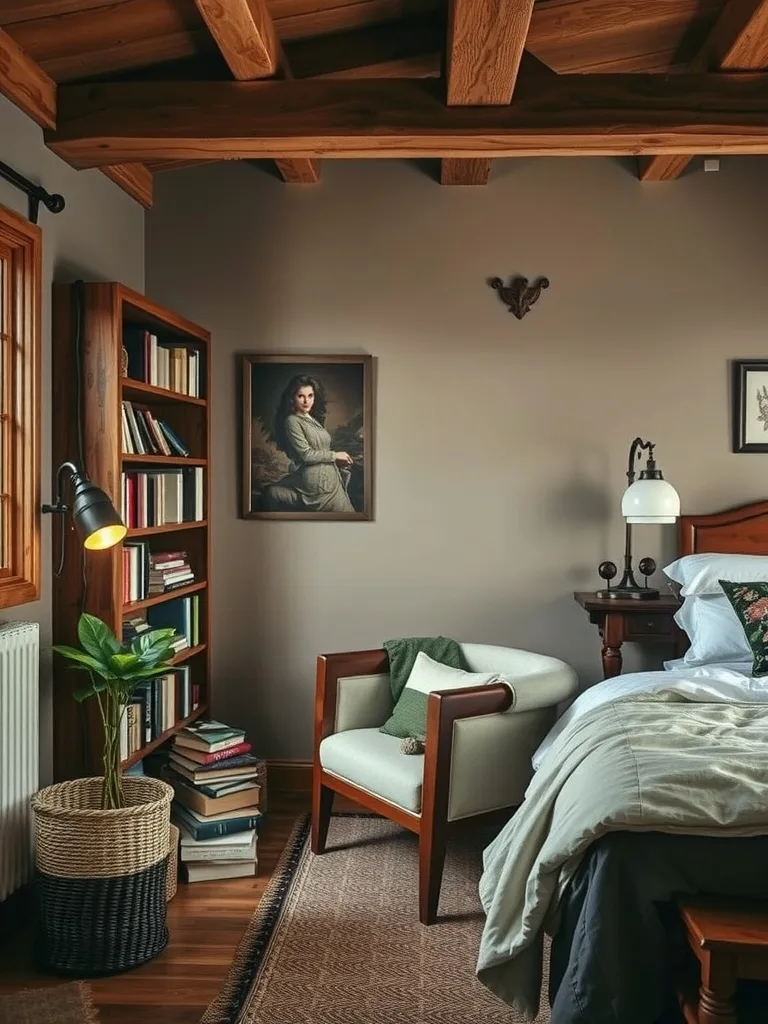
[43,461,126,573]
[596,438,680,600]
[70,473,127,550]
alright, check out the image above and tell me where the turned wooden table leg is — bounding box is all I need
[698,984,737,1024]
[597,612,624,678]
[698,953,737,1024]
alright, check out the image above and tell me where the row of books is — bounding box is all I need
[123,325,203,398]
[123,543,195,603]
[123,593,202,652]
[118,666,199,761]
[122,401,190,458]
[167,719,262,882]
[121,467,204,528]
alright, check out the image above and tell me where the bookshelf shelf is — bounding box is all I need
[127,520,207,538]
[122,378,207,407]
[52,281,212,782]
[122,454,208,467]
[172,643,207,666]
[121,704,208,770]
[123,580,207,615]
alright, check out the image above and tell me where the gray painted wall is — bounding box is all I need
[0,95,144,784]
[146,156,768,761]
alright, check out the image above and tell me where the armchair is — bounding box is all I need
[311,642,579,925]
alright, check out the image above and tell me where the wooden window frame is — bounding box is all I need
[0,204,41,609]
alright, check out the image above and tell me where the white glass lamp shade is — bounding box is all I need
[621,478,680,524]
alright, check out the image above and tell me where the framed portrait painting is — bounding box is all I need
[241,354,373,520]
[732,360,768,453]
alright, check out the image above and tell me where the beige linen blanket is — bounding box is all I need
[475,689,768,1019]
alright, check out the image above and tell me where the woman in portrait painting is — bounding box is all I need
[262,375,356,513]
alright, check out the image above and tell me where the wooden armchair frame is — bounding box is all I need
[311,649,514,925]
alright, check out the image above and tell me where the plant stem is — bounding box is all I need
[102,690,124,809]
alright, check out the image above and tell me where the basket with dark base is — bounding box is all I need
[32,775,173,975]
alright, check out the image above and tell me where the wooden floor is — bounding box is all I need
[0,790,314,1023]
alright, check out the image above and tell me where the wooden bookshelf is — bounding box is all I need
[51,282,212,782]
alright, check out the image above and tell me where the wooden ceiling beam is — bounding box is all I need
[192,0,278,79]
[0,24,55,129]
[0,27,152,207]
[191,0,317,184]
[100,162,153,208]
[283,14,442,80]
[443,0,538,186]
[639,0,768,181]
[45,75,768,166]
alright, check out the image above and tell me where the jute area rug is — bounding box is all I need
[202,813,551,1024]
[0,982,99,1024]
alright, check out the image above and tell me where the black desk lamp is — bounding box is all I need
[43,461,126,571]
[596,438,680,600]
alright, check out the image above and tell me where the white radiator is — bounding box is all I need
[0,621,39,901]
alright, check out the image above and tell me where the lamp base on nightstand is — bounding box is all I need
[595,587,660,600]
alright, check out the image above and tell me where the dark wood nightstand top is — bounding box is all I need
[574,591,682,614]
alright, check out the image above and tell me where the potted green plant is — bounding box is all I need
[32,613,178,976]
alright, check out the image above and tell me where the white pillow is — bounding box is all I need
[663,553,768,597]
[404,651,510,699]
[674,593,752,666]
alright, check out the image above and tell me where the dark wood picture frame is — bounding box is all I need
[732,359,768,453]
[241,353,373,520]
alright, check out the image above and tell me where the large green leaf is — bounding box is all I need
[109,652,141,675]
[123,664,175,683]
[131,628,176,659]
[77,613,120,664]
[73,685,96,703]
[52,645,117,680]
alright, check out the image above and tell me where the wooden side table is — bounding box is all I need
[676,895,768,1024]
[573,591,684,679]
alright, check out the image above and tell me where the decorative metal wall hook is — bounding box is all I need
[489,275,549,320]
[0,159,65,224]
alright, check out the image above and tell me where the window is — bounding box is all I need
[0,204,41,608]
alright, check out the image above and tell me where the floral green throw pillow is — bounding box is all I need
[719,580,768,676]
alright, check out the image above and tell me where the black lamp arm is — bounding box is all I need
[42,461,84,515]
[626,437,654,487]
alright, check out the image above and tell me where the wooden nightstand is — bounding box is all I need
[574,591,684,679]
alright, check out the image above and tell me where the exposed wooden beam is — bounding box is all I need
[447,0,535,104]
[0,26,152,207]
[443,0,536,186]
[273,158,320,184]
[284,14,442,80]
[639,0,768,181]
[100,163,153,208]
[45,76,768,167]
[440,158,492,185]
[636,155,695,182]
[192,0,278,79]
[0,25,56,129]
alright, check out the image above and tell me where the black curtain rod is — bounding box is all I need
[0,159,65,224]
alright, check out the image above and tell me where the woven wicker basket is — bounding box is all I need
[166,823,179,902]
[32,776,173,976]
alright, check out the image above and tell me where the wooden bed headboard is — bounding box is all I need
[679,501,768,556]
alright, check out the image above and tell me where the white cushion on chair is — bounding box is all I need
[320,728,423,814]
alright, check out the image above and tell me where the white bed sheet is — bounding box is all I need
[532,660,768,771]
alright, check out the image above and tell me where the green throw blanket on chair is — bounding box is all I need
[380,636,468,752]
[383,635,468,702]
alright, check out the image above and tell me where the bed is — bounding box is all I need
[475,500,768,1024]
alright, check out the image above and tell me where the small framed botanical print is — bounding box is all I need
[732,360,768,453]
[241,353,373,520]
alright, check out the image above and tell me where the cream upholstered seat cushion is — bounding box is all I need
[320,728,424,813]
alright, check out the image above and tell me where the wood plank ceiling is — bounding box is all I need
[1,0,767,207]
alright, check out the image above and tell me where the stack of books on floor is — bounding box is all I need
[166,718,263,882]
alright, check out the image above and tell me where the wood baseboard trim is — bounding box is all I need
[268,759,312,794]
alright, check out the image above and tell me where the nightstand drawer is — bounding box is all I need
[624,614,677,640]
